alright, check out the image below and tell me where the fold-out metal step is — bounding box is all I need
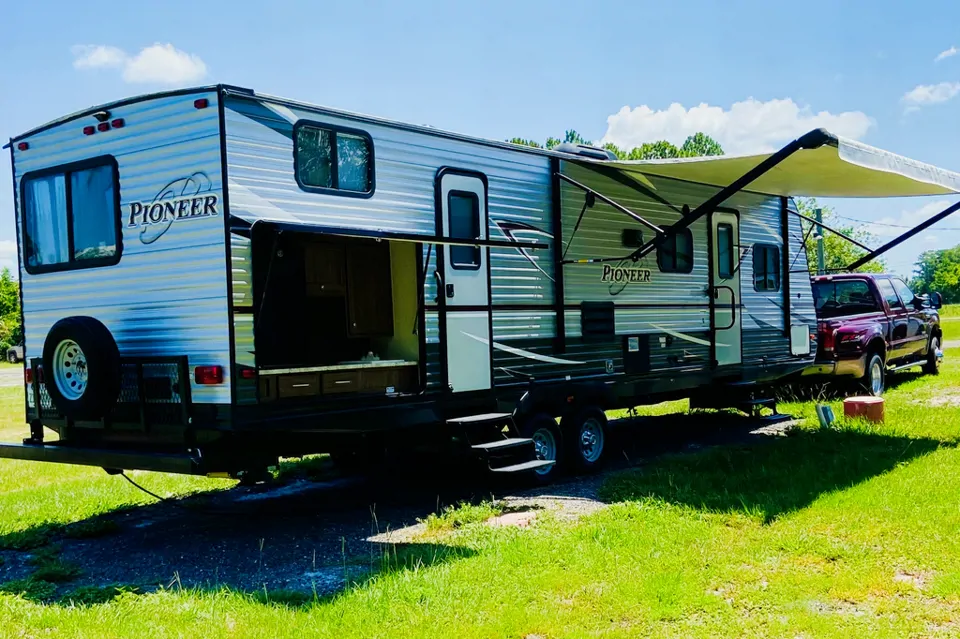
[490,459,555,474]
[446,412,513,426]
[470,437,530,452]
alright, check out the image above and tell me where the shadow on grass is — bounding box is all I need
[600,426,945,523]
[778,370,926,403]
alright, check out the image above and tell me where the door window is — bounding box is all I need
[877,278,904,310]
[893,278,916,308]
[448,190,481,270]
[717,223,734,279]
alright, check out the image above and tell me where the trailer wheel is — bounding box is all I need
[518,413,562,482]
[42,317,121,420]
[561,406,608,472]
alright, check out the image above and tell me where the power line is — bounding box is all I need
[814,213,960,232]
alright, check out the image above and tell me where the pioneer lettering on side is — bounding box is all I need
[601,264,652,284]
[127,172,219,244]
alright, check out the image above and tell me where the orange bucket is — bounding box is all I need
[843,396,884,423]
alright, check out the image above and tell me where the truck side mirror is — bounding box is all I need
[930,291,943,309]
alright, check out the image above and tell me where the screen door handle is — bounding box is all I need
[446,283,455,298]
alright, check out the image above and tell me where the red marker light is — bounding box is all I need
[194,98,209,109]
[83,126,96,136]
[97,122,110,132]
[194,365,224,385]
[111,118,125,129]
[239,367,256,379]
[24,368,32,384]
[16,142,28,151]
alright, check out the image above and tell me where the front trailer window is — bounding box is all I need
[21,158,120,273]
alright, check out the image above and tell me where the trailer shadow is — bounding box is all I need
[778,369,925,402]
[0,409,944,606]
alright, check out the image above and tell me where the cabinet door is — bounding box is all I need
[346,243,394,336]
[305,244,345,296]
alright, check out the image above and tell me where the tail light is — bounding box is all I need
[194,365,224,385]
[238,367,256,380]
[24,368,32,384]
[819,325,836,353]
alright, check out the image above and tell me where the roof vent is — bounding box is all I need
[554,142,617,161]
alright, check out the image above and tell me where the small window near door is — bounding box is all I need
[717,223,734,279]
[448,190,481,270]
[294,121,374,196]
[877,278,903,310]
[752,244,781,292]
[657,228,693,273]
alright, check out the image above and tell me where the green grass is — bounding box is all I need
[3,354,960,635]
[420,500,505,533]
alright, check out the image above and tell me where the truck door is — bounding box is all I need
[710,211,742,367]
[876,278,910,361]
[893,277,927,358]
[437,169,492,393]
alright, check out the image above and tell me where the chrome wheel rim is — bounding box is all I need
[531,428,557,475]
[870,360,883,395]
[53,339,88,401]
[933,338,942,370]
[579,417,605,463]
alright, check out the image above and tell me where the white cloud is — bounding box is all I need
[70,43,207,86]
[872,199,953,237]
[935,46,958,63]
[901,81,960,106]
[0,241,17,278]
[601,98,875,156]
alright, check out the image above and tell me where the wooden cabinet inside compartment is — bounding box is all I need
[304,243,345,296]
[345,242,394,336]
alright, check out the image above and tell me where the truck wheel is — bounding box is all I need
[518,413,562,482]
[860,353,885,396]
[42,317,121,420]
[561,406,608,472]
[923,335,942,376]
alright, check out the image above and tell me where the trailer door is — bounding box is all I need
[437,170,492,392]
[710,211,742,367]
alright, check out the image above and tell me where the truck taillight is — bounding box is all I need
[820,326,836,352]
[24,368,32,384]
[194,365,224,385]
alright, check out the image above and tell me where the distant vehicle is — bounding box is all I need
[6,344,23,364]
[803,273,943,394]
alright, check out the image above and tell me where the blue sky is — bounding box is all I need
[2,0,959,277]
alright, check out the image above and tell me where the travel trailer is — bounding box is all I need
[4,85,959,481]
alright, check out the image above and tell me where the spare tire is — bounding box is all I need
[42,317,121,420]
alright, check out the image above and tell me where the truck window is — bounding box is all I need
[812,279,880,318]
[893,278,916,307]
[876,278,904,310]
[21,157,120,274]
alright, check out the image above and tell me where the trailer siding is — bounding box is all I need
[12,91,232,405]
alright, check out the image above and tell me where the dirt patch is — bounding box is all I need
[912,394,960,407]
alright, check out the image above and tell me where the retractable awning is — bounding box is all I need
[586,130,960,198]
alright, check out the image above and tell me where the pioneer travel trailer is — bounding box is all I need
[4,85,960,482]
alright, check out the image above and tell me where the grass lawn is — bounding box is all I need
[2,354,960,636]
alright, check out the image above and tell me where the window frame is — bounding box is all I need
[447,189,482,271]
[19,155,122,275]
[293,120,376,199]
[892,278,917,308]
[716,223,735,279]
[656,227,694,274]
[752,243,781,292]
[877,278,904,311]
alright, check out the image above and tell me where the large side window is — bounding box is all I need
[752,244,781,292]
[21,157,120,274]
[877,278,903,310]
[657,228,693,273]
[294,122,374,197]
[448,191,481,270]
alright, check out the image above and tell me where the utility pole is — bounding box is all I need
[815,208,825,275]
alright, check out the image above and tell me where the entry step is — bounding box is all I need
[446,412,513,426]
[490,459,555,474]
[470,438,530,452]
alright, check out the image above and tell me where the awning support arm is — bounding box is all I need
[787,208,874,253]
[628,128,835,261]
[556,173,664,235]
[847,199,960,271]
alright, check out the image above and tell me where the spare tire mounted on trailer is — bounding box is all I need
[42,317,121,420]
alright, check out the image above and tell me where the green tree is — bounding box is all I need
[0,268,21,350]
[507,137,542,149]
[680,132,724,157]
[911,247,960,303]
[798,199,885,274]
[509,131,724,159]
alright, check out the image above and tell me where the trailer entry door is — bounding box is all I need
[438,171,492,392]
[710,211,742,367]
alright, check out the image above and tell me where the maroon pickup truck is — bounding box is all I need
[803,273,943,394]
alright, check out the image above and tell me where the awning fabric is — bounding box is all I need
[584,132,960,198]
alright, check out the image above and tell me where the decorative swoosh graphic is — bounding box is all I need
[650,324,727,348]
[460,331,588,365]
[491,219,555,282]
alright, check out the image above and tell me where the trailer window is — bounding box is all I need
[448,191,481,269]
[717,223,734,279]
[21,157,120,274]
[294,122,374,196]
[752,244,780,291]
[657,228,693,273]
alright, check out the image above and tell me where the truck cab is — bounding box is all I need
[803,273,942,394]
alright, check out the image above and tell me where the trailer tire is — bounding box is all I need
[518,412,562,483]
[561,406,608,473]
[42,317,121,420]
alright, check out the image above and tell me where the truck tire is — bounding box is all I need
[42,317,121,420]
[560,406,608,473]
[860,352,885,396]
[923,335,942,376]
[518,412,562,482]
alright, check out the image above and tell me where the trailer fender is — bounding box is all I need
[514,381,614,420]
